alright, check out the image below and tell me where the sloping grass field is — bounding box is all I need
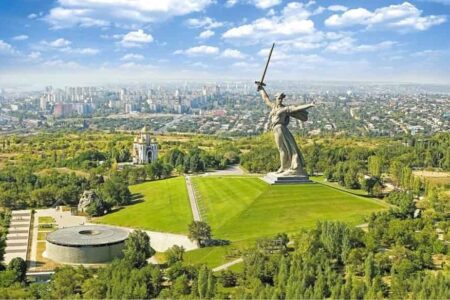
[192,176,388,242]
[95,177,192,234]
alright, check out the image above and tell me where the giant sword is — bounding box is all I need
[255,43,275,88]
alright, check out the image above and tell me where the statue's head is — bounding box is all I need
[275,92,286,106]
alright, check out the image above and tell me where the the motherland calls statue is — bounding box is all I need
[255,43,315,183]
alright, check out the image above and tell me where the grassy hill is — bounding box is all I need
[94,177,192,234]
[193,176,388,242]
[185,176,388,267]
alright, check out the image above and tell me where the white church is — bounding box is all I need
[132,126,158,164]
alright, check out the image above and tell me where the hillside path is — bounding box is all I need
[212,258,243,272]
[185,175,202,221]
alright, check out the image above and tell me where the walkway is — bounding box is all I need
[212,258,243,272]
[4,210,32,264]
[185,175,202,221]
[201,165,245,176]
[88,224,198,252]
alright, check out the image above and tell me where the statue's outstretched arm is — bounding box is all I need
[258,87,274,108]
[290,103,315,112]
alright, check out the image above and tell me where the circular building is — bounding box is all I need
[45,225,129,264]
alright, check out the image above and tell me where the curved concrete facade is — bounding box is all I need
[45,225,128,264]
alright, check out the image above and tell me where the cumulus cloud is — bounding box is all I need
[198,30,215,39]
[28,51,41,60]
[120,29,153,47]
[221,49,246,59]
[121,53,145,61]
[62,47,100,55]
[251,0,282,9]
[325,2,446,32]
[325,37,396,54]
[223,2,315,41]
[225,0,238,7]
[42,59,80,68]
[174,45,219,56]
[42,38,72,48]
[185,17,223,29]
[12,35,29,41]
[223,0,281,9]
[0,40,16,55]
[328,5,347,12]
[45,0,213,29]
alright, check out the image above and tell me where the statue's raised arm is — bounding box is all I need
[257,85,274,108]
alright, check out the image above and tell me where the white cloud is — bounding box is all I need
[185,17,223,29]
[325,2,446,32]
[232,61,258,68]
[223,2,314,41]
[411,49,444,57]
[12,35,29,41]
[221,49,246,59]
[251,0,282,9]
[121,53,145,61]
[28,51,41,60]
[42,59,80,68]
[198,30,215,39]
[174,45,219,56]
[45,0,213,29]
[325,37,396,54]
[120,29,153,47]
[225,0,238,7]
[328,5,348,12]
[223,0,281,9]
[0,40,16,55]
[42,38,72,48]
[28,13,38,19]
[62,47,100,55]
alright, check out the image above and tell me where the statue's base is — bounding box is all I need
[262,172,313,185]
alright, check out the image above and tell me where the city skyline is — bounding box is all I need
[1,0,450,88]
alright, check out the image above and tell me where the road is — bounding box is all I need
[184,175,202,221]
[212,258,243,272]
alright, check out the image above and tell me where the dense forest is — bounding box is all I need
[1,210,448,298]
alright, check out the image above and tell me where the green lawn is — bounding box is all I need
[192,177,388,243]
[192,176,268,229]
[95,177,192,234]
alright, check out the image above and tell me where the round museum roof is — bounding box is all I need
[46,225,129,247]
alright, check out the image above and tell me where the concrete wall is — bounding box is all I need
[45,241,125,264]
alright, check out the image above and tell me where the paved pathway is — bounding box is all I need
[212,258,243,272]
[185,175,202,221]
[4,210,32,264]
[201,165,245,176]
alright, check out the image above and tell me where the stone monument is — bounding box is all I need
[255,44,314,184]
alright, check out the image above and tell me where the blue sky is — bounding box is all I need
[0,0,449,88]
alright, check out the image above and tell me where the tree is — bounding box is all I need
[123,230,155,268]
[8,257,27,283]
[188,221,212,247]
[165,245,185,265]
[220,270,237,288]
[98,176,131,206]
[368,155,382,178]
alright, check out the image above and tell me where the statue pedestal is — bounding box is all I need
[262,172,313,185]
